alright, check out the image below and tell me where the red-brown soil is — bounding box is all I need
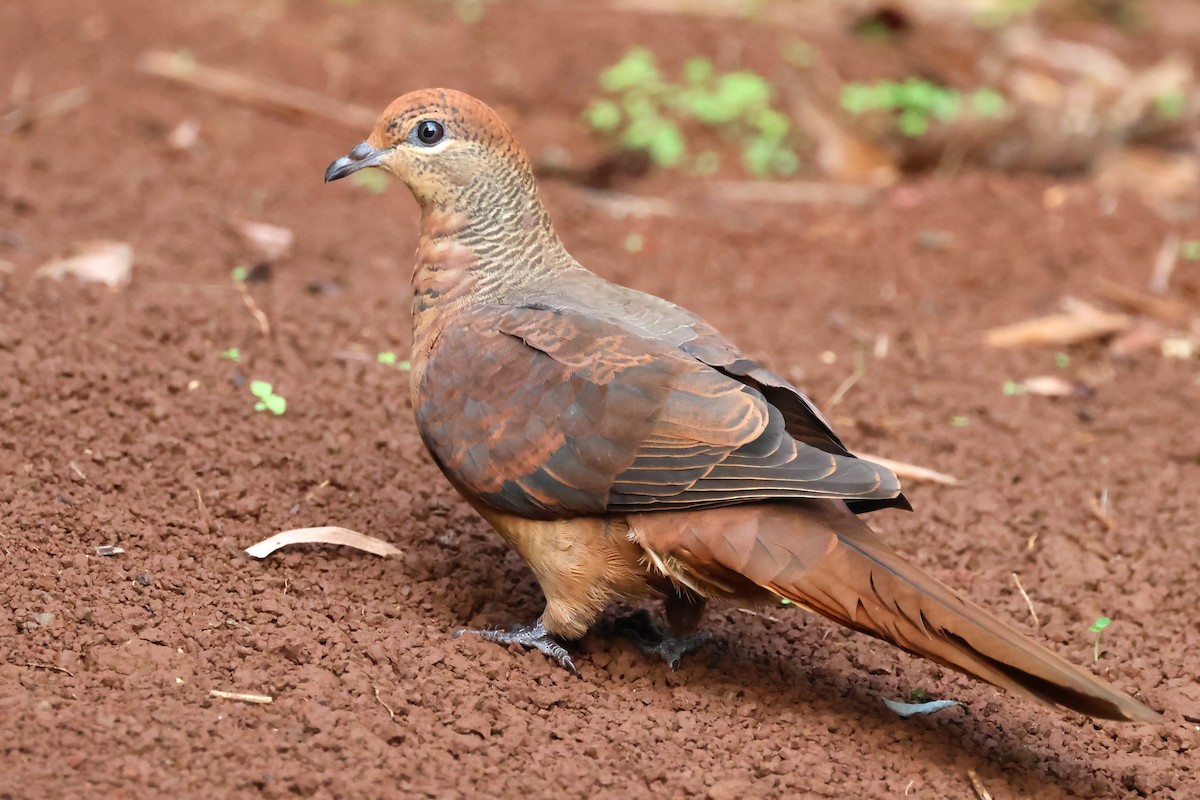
[2,1,1198,798]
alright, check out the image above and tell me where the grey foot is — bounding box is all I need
[613,608,712,670]
[453,619,578,676]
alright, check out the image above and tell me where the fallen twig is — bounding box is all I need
[373,686,396,720]
[853,452,961,487]
[234,279,271,337]
[137,50,376,131]
[967,769,994,800]
[209,689,273,704]
[22,662,74,677]
[245,526,402,559]
[1011,573,1039,629]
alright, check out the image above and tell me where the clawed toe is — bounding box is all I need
[613,608,711,669]
[454,619,579,676]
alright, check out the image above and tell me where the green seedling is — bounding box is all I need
[1089,616,1111,662]
[350,170,389,194]
[220,348,241,362]
[230,266,249,282]
[1054,352,1071,369]
[377,352,411,371]
[841,79,1006,138]
[1002,380,1025,396]
[1155,89,1186,121]
[1181,240,1200,261]
[583,49,800,177]
[624,233,644,253]
[249,380,287,415]
[950,415,970,428]
[907,687,932,704]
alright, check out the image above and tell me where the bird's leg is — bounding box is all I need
[613,595,711,670]
[453,617,578,676]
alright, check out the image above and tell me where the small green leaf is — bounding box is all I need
[1054,352,1071,369]
[262,394,287,415]
[583,99,622,133]
[949,415,970,428]
[1154,88,1185,121]
[230,266,249,282]
[840,82,876,115]
[898,107,929,137]
[377,351,398,365]
[249,380,274,399]
[1002,380,1024,396]
[1089,616,1111,633]
[254,401,266,411]
[221,348,241,362]
[682,57,713,86]
[600,48,659,93]
[647,122,686,167]
[971,87,1007,118]
[624,233,644,253]
[396,360,411,371]
[350,170,388,194]
[1180,240,1200,261]
[742,137,777,176]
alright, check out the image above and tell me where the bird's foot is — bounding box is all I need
[453,619,578,676]
[613,608,711,670]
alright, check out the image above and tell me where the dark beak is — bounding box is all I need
[324,141,390,183]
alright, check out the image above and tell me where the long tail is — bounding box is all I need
[629,500,1160,721]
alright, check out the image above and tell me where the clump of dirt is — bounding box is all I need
[2,1,1197,798]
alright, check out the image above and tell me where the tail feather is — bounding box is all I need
[630,500,1160,722]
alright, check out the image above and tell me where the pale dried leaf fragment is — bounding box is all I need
[245,526,402,559]
[237,221,294,261]
[1019,375,1084,398]
[36,241,133,288]
[209,689,273,704]
[853,452,961,487]
[985,298,1132,348]
[882,698,960,718]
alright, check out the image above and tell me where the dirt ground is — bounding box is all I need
[3,1,1199,798]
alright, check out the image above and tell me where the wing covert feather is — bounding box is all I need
[416,304,902,519]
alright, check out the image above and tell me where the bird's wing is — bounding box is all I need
[674,323,911,513]
[416,303,901,519]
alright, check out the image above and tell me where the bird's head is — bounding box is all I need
[324,88,534,212]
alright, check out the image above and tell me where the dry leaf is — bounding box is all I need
[985,297,1131,348]
[1019,375,1084,397]
[36,241,132,288]
[245,526,402,559]
[237,221,294,261]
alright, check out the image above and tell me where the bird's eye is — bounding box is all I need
[416,120,445,146]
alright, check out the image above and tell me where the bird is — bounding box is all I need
[324,88,1159,722]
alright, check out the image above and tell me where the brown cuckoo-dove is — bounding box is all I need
[324,89,1158,722]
